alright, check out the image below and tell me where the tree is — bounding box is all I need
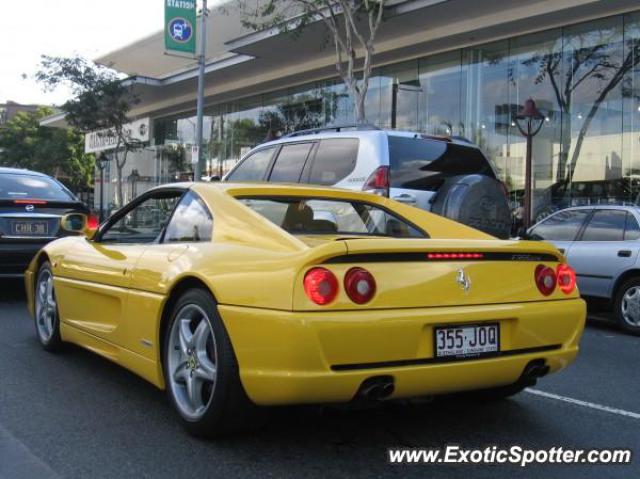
[35,55,140,207]
[232,0,385,123]
[521,29,640,190]
[0,107,94,191]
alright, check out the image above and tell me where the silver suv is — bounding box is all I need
[223,125,511,238]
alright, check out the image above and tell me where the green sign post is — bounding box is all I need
[165,0,197,54]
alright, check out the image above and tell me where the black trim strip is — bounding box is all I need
[325,252,559,264]
[330,344,562,371]
[576,273,612,280]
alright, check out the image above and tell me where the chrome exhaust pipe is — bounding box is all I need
[355,375,395,401]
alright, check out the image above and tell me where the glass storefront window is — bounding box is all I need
[144,10,640,221]
[509,28,563,217]
[419,51,465,137]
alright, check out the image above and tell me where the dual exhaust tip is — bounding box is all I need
[354,359,550,401]
[355,375,395,401]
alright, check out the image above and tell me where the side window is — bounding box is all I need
[164,192,213,242]
[528,209,590,241]
[307,138,359,185]
[100,193,182,244]
[226,147,275,182]
[625,213,640,241]
[581,210,626,241]
[268,142,314,183]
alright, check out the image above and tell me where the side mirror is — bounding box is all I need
[60,213,99,240]
[209,175,221,182]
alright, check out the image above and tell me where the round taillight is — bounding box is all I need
[304,268,339,305]
[556,263,576,294]
[344,267,376,304]
[535,265,556,296]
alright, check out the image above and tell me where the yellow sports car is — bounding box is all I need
[25,183,585,437]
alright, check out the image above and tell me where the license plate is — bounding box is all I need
[434,323,499,358]
[11,220,48,236]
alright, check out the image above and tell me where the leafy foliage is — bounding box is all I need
[230,0,386,123]
[35,55,141,206]
[0,107,94,191]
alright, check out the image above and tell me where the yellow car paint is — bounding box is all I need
[25,182,586,404]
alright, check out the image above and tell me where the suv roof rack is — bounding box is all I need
[282,123,380,138]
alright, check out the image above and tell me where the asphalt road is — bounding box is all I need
[0,279,638,479]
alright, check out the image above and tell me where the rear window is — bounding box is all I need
[237,197,426,238]
[388,137,495,190]
[0,173,74,201]
[307,138,359,185]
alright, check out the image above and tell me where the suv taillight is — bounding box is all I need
[363,166,389,197]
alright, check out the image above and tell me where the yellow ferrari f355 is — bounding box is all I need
[25,183,585,437]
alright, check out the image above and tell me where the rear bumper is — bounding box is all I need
[0,241,48,276]
[219,299,585,406]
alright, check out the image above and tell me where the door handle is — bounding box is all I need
[392,194,416,204]
[618,250,632,257]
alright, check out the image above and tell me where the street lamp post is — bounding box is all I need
[96,153,110,223]
[514,99,545,231]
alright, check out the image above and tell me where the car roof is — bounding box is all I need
[0,167,50,177]
[251,128,479,149]
[556,204,640,212]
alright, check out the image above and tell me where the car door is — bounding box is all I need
[566,209,640,299]
[527,208,592,256]
[123,191,213,360]
[54,189,184,346]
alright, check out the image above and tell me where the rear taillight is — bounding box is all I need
[303,268,339,305]
[556,264,576,294]
[535,265,556,296]
[344,267,376,304]
[87,214,99,230]
[362,166,389,197]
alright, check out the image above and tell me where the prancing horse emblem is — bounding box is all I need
[456,268,471,293]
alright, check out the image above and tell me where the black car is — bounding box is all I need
[0,167,93,277]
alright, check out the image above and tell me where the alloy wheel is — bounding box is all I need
[35,269,57,342]
[167,304,218,420]
[621,286,640,327]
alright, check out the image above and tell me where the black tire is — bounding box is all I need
[614,277,640,336]
[33,261,64,352]
[163,288,260,438]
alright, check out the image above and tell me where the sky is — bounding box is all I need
[0,0,165,106]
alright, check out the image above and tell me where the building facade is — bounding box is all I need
[43,0,640,221]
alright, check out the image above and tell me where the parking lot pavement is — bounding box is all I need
[0,279,638,479]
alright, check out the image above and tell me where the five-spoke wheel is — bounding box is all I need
[34,261,63,350]
[163,288,258,437]
[167,304,218,420]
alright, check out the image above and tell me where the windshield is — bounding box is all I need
[0,173,74,201]
[237,197,427,238]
